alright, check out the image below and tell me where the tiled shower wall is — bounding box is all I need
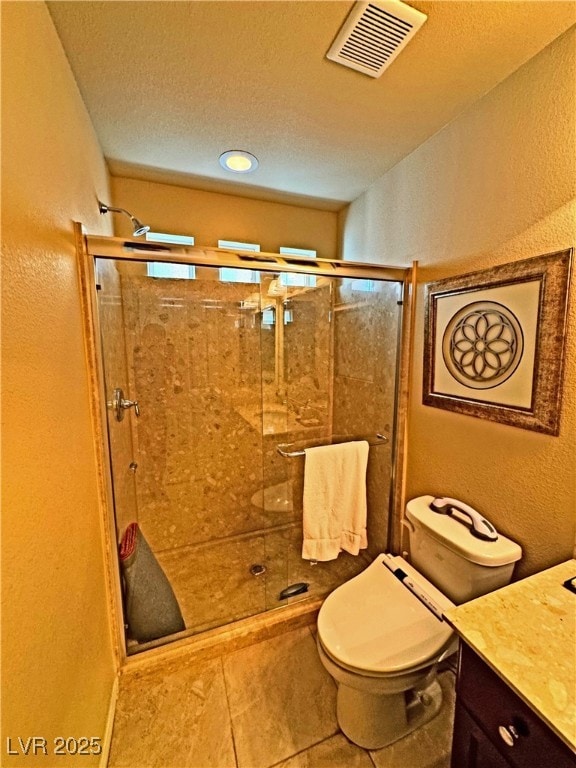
[97,260,401,648]
[121,273,267,551]
[332,280,402,555]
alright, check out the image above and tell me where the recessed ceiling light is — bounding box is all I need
[219,150,259,174]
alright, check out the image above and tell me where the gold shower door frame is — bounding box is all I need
[76,224,416,665]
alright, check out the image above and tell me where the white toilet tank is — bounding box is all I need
[404,495,522,604]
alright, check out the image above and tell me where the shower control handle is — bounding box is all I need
[110,387,140,421]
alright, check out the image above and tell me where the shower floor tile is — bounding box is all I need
[109,625,455,768]
[158,534,267,632]
[152,528,370,646]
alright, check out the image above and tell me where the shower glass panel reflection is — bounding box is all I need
[95,256,403,654]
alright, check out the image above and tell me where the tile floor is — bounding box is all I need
[109,626,455,768]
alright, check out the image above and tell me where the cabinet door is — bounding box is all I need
[456,643,575,768]
[451,704,512,768]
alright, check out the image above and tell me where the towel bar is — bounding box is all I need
[276,433,389,458]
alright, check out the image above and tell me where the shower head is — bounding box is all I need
[130,218,150,237]
[98,201,150,237]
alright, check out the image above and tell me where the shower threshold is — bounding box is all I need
[124,593,323,665]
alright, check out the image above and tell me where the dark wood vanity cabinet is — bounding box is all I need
[451,642,576,768]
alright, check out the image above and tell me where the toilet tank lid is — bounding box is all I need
[406,496,522,567]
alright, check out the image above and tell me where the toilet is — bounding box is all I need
[316,494,522,749]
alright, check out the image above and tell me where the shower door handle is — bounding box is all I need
[122,398,140,417]
[109,387,140,421]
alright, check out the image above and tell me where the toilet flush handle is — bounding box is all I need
[430,497,498,542]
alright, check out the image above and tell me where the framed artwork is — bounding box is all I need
[423,249,572,435]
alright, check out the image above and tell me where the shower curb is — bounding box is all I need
[119,598,322,677]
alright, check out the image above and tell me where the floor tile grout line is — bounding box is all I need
[219,653,240,768]
[367,749,380,768]
[264,732,344,768]
[219,625,341,768]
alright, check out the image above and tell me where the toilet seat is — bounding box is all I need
[317,554,455,676]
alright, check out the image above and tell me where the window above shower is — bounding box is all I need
[147,261,196,280]
[146,242,318,284]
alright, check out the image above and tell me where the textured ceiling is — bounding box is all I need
[47,1,576,210]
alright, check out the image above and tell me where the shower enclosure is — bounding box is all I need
[85,235,409,654]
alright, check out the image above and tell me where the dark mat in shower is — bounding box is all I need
[119,522,185,643]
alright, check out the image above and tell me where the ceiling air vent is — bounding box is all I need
[326,0,427,78]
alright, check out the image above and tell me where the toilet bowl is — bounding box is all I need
[317,554,456,749]
[316,495,522,749]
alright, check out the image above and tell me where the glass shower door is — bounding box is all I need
[95,258,139,542]
[96,257,295,650]
[258,273,404,604]
[94,254,404,652]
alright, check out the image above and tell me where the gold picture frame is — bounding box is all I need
[423,249,572,435]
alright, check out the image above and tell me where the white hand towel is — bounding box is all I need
[302,440,369,562]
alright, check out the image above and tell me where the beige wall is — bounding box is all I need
[1,14,573,764]
[1,3,116,764]
[110,176,339,259]
[340,27,576,579]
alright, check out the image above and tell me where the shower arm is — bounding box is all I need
[99,202,133,218]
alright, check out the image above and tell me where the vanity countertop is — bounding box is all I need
[444,558,576,752]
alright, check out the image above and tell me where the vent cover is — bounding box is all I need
[326,0,427,78]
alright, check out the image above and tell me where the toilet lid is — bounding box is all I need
[318,554,455,674]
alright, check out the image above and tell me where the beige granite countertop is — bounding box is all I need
[444,559,576,752]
